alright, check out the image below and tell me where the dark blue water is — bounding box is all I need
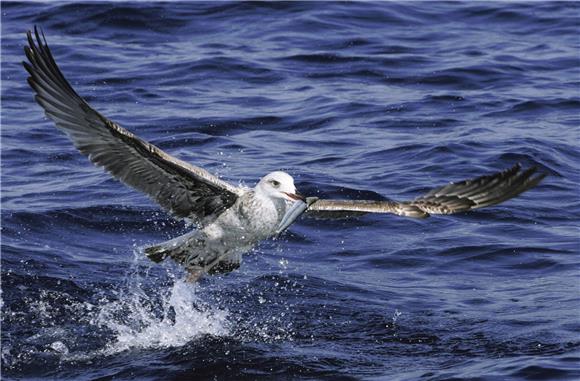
[2,2,579,380]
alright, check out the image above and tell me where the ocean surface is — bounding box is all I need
[1,2,579,380]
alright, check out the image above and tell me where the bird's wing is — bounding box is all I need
[306,164,546,219]
[23,27,243,225]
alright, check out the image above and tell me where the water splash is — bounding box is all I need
[101,280,228,353]
[91,264,230,354]
[4,266,231,370]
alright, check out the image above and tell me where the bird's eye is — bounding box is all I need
[269,180,280,188]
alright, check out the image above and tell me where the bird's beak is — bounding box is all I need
[282,191,305,202]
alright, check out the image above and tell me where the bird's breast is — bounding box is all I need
[237,193,281,238]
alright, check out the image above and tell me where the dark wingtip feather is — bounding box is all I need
[524,171,548,191]
[413,164,546,215]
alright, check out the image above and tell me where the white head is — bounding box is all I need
[255,171,304,202]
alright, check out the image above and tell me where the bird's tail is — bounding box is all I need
[144,230,201,264]
[144,231,242,277]
[144,243,171,263]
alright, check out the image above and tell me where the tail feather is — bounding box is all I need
[143,231,243,276]
[144,231,199,264]
[144,244,169,263]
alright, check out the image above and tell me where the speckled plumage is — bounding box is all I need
[24,27,546,281]
[144,187,292,276]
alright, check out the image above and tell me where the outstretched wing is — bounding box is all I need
[306,164,546,219]
[23,27,242,225]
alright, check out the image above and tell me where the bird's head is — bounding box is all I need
[256,171,304,202]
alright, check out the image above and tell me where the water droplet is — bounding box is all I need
[49,341,69,355]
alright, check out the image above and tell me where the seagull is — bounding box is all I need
[23,28,546,280]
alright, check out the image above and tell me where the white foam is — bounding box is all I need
[93,279,230,354]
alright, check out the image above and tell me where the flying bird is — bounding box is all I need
[23,28,546,280]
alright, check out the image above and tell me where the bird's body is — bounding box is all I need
[146,179,296,276]
[23,27,546,280]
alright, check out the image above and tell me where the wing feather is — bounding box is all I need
[306,199,429,219]
[306,164,545,219]
[24,27,242,225]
